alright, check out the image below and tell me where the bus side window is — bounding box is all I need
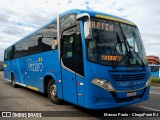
[41,21,57,51]
[4,47,12,61]
[11,45,15,59]
[60,14,76,32]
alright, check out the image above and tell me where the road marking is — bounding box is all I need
[4,79,11,81]
[150,92,160,95]
[139,106,160,111]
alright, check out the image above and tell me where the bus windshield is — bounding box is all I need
[87,18,147,67]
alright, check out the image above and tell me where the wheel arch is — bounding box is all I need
[43,73,56,93]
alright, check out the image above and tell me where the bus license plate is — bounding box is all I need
[127,92,136,97]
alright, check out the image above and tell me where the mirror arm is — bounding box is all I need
[76,13,92,40]
[76,13,90,20]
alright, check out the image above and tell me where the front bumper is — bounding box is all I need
[83,85,150,109]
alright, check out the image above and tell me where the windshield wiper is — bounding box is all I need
[120,24,146,68]
[112,32,124,69]
[113,24,146,69]
[129,46,146,68]
[124,35,146,68]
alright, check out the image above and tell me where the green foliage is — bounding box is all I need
[151,77,160,83]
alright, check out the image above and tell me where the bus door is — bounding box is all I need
[61,25,84,104]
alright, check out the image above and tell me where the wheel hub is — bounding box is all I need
[50,85,57,98]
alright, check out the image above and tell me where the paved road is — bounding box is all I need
[0,71,160,120]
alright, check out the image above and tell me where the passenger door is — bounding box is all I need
[61,26,78,104]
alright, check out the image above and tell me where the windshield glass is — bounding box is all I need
[87,18,147,66]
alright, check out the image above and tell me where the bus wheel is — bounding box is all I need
[47,79,60,104]
[11,75,17,88]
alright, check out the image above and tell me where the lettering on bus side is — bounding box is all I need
[27,59,43,72]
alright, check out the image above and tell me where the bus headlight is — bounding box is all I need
[91,78,115,91]
[145,77,151,87]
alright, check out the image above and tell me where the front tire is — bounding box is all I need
[11,75,17,88]
[47,79,61,104]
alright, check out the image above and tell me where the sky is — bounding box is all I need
[0,0,160,61]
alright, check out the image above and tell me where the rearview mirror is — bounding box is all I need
[76,13,92,39]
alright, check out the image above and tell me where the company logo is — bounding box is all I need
[2,112,11,117]
[27,59,43,72]
[116,80,145,88]
[1,112,42,118]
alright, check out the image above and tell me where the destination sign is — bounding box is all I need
[91,21,114,31]
[101,55,121,61]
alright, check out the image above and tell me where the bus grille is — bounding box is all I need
[109,72,147,81]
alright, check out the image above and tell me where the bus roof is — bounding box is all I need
[77,9,134,25]
[5,9,135,50]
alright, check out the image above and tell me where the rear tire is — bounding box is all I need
[11,75,17,88]
[47,79,61,104]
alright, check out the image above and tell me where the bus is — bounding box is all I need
[149,65,160,78]
[3,9,151,109]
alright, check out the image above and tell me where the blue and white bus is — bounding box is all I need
[149,65,160,78]
[3,9,151,109]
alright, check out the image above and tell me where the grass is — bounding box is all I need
[151,77,160,84]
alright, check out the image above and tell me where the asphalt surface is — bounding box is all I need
[0,71,160,120]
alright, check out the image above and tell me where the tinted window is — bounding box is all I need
[60,14,76,32]
[61,24,84,76]
[88,18,125,65]
[14,34,37,58]
[4,47,12,61]
[87,18,147,67]
[41,22,57,51]
[62,27,76,72]
[27,31,42,55]
[13,21,57,59]
[75,25,84,76]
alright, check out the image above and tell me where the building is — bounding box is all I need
[146,55,160,64]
